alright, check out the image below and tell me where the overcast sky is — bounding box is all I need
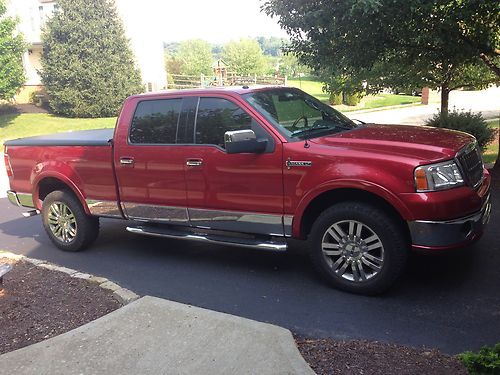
[117,0,289,43]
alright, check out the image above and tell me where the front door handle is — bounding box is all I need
[120,157,135,165]
[186,159,203,167]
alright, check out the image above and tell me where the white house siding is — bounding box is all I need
[115,0,167,92]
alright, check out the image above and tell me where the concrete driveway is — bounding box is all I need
[346,86,500,125]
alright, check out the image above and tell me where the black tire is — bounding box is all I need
[42,190,99,252]
[308,202,409,295]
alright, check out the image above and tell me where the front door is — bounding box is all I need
[184,96,285,236]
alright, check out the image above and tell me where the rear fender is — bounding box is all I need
[31,161,90,214]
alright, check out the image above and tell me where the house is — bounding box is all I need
[6,0,166,103]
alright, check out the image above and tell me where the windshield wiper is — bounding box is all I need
[290,125,331,137]
[303,98,354,130]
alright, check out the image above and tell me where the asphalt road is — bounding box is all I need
[1,182,499,355]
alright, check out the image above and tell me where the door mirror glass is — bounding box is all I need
[224,130,267,154]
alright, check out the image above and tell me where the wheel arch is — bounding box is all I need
[295,184,411,241]
[33,173,90,214]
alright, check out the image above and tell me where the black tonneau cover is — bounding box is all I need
[4,128,114,147]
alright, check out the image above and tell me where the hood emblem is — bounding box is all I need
[286,158,312,169]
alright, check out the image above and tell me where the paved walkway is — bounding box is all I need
[346,86,500,125]
[0,296,314,375]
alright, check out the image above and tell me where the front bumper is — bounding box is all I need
[408,193,491,250]
[7,190,35,208]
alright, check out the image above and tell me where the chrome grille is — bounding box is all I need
[456,142,484,188]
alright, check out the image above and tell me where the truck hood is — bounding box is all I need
[310,124,474,162]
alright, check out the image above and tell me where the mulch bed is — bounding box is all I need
[296,338,468,375]
[0,259,121,355]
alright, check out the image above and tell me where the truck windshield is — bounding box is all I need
[243,88,358,140]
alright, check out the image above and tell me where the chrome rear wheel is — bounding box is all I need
[47,201,78,243]
[42,190,99,252]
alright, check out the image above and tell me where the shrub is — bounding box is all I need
[425,109,495,151]
[0,103,18,115]
[457,343,500,375]
[344,93,362,106]
[329,92,342,105]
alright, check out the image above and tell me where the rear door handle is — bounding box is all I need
[120,157,135,165]
[186,159,203,167]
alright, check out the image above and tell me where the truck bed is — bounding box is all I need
[4,128,115,147]
[5,128,118,207]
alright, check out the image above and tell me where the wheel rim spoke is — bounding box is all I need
[361,257,381,272]
[321,219,385,283]
[357,260,367,281]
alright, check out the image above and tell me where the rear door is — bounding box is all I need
[184,95,286,236]
[114,96,195,225]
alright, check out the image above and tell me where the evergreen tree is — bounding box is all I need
[0,0,26,101]
[40,0,143,117]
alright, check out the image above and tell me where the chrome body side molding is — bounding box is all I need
[283,215,293,237]
[122,202,189,225]
[188,208,286,236]
[86,200,123,218]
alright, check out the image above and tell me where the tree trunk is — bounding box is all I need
[440,86,450,115]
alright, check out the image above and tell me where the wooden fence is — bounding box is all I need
[168,74,287,89]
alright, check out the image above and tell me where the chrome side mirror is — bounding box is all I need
[224,129,267,154]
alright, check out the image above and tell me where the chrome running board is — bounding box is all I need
[126,225,287,252]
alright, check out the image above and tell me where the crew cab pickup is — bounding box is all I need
[4,87,491,294]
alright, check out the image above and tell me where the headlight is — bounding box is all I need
[414,160,464,192]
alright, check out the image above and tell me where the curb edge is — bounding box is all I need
[0,251,140,305]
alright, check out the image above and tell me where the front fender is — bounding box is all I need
[292,179,412,238]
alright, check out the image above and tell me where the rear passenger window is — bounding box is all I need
[195,98,252,147]
[130,99,182,144]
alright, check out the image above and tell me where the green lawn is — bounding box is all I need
[288,78,421,111]
[484,118,499,165]
[0,113,116,146]
[288,78,330,101]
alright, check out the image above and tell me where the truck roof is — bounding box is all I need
[129,85,287,99]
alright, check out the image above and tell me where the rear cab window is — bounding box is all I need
[129,99,182,144]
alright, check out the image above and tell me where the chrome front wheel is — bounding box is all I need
[321,220,384,282]
[309,202,409,295]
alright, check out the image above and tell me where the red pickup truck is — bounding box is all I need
[4,87,491,294]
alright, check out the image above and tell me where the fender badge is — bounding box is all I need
[286,158,312,169]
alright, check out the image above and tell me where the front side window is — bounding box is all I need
[129,99,182,144]
[195,98,252,148]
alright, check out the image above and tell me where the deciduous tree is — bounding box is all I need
[176,39,213,76]
[0,0,25,101]
[223,39,267,76]
[264,0,500,167]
